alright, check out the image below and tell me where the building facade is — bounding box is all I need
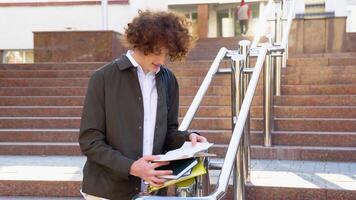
[0,0,353,63]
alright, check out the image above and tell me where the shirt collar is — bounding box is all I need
[126,50,161,75]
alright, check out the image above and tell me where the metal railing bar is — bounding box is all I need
[179,47,228,131]
[281,0,296,49]
[251,0,274,49]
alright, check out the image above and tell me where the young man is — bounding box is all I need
[79,11,207,200]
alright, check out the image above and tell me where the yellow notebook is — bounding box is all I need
[148,160,207,193]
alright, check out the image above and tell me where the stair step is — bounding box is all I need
[282,74,356,84]
[0,142,81,155]
[0,117,232,130]
[0,70,94,78]
[251,145,356,162]
[0,87,87,96]
[0,78,89,87]
[251,118,356,132]
[0,96,232,106]
[252,106,356,118]
[0,63,103,70]
[0,86,234,96]
[0,117,81,129]
[282,84,356,95]
[0,106,83,117]
[0,96,85,106]
[250,131,356,147]
[0,155,83,196]
[0,129,78,142]
[285,65,356,75]
[275,95,356,106]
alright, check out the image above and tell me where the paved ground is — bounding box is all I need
[0,156,355,198]
[210,159,355,190]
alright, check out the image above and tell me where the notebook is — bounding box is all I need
[156,158,198,179]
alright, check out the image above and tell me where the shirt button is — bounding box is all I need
[138,97,142,100]
[155,126,158,129]
[139,126,142,129]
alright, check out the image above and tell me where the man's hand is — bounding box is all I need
[129,155,172,187]
[189,133,208,146]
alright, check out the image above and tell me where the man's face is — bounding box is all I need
[134,48,168,73]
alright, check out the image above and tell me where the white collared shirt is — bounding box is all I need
[126,50,158,157]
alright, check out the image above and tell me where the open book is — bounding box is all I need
[155,142,214,162]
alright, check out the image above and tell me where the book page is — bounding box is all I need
[155,142,213,162]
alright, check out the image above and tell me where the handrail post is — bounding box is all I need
[239,40,251,184]
[230,51,243,200]
[275,4,283,96]
[263,49,273,147]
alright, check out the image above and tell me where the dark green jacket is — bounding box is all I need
[79,55,190,200]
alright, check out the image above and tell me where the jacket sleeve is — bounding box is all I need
[78,70,134,180]
[164,73,191,151]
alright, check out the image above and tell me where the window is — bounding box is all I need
[2,50,34,64]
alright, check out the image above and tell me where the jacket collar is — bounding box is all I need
[115,54,134,71]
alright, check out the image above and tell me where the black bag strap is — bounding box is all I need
[159,66,172,112]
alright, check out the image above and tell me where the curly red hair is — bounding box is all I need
[122,10,196,61]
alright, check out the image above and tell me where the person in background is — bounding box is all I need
[236,0,251,35]
[78,10,207,200]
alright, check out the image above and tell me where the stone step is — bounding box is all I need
[0,142,81,155]
[0,106,83,117]
[282,74,356,84]
[0,60,219,70]
[0,105,232,118]
[0,117,232,130]
[282,84,356,95]
[0,117,81,129]
[274,95,356,106]
[0,142,227,156]
[0,67,219,78]
[251,118,356,132]
[0,78,90,87]
[251,145,356,162]
[2,156,356,199]
[250,131,356,147]
[0,70,94,78]
[0,155,83,196]
[0,86,235,96]
[0,96,85,106]
[0,96,232,106]
[3,105,353,119]
[0,63,103,70]
[287,57,356,68]
[285,65,356,75]
[0,85,231,97]
[252,106,356,118]
[0,129,78,142]
[0,76,231,87]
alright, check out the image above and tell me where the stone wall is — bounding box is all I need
[34,31,127,62]
[288,17,346,54]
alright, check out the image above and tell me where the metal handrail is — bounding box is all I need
[281,0,296,49]
[251,0,274,49]
[179,48,228,131]
[134,46,268,200]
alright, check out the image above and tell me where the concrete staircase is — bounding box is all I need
[0,53,355,199]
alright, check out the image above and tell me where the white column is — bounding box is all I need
[101,0,108,30]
